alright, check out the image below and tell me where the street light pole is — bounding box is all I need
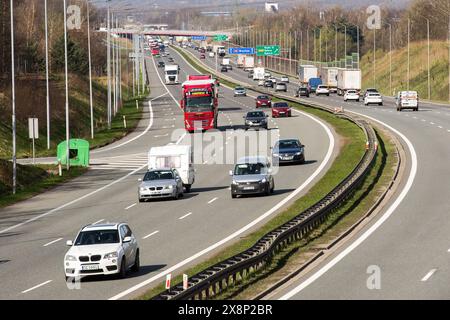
[107,5,111,129]
[45,0,51,149]
[63,0,70,170]
[373,28,376,87]
[427,18,431,100]
[87,0,94,139]
[407,18,410,91]
[10,0,17,194]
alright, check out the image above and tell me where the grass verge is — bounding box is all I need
[0,160,87,208]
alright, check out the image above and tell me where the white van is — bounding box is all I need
[148,145,195,192]
[396,91,419,111]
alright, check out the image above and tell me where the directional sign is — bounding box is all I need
[256,45,280,56]
[228,47,255,55]
[192,35,207,41]
[214,34,228,41]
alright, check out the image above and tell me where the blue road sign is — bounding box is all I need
[192,35,207,41]
[228,47,255,55]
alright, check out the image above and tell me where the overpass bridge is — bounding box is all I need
[111,28,235,38]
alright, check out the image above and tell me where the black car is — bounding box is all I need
[226,64,233,71]
[248,70,254,78]
[295,87,309,98]
[272,139,306,165]
[244,111,269,130]
[168,57,174,62]
[264,80,274,88]
[221,66,228,72]
[157,61,165,68]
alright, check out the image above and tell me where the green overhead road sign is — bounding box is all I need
[256,45,280,56]
[214,35,228,41]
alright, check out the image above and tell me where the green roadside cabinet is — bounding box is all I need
[57,139,90,167]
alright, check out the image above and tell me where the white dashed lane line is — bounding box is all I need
[43,238,63,247]
[125,203,137,210]
[21,280,52,294]
[208,197,218,204]
[421,269,437,282]
[179,212,193,220]
[92,219,104,225]
[143,231,160,240]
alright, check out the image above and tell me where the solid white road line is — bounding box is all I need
[279,111,418,300]
[208,197,218,204]
[421,269,437,282]
[92,93,161,154]
[143,231,160,240]
[179,212,193,220]
[43,238,63,247]
[21,280,52,294]
[109,86,336,300]
[125,203,137,210]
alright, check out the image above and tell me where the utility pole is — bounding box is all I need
[107,5,111,129]
[10,0,17,194]
[427,18,431,100]
[306,27,309,62]
[63,0,70,170]
[373,28,376,87]
[45,0,50,149]
[407,18,410,91]
[87,0,94,139]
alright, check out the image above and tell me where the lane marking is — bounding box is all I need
[143,230,160,240]
[208,197,218,204]
[179,212,193,220]
[21,280,52,294]
[125,203,137,210]
[438,126,443,129]
[108,75,336,300]
[92,93,162,154]
[280,110,418,300]
[92,219,105,225]
[421,269,437,282]
[43,238,63,247]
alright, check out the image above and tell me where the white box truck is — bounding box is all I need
[320,67,339,92]
[237,55,246,68]
[337,69,362,96]
[222,58,230,66]
[298,65,318,85]
[253,67,265,81]
[243,56,255,71]
[165,65,179,85]
[148,145,195,192]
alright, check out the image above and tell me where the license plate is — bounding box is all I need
[244,186,255,190]
[82,265,99,271]
[283,156,294,160]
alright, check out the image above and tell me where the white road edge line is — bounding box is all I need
[143,231,160,240]
[43,238,63,247]
[179,212,193,220]
[21,280,52,294]
[421,269,437,282]
[279,110,418,300]
[108,84,336,300]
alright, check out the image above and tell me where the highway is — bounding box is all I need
[0,45,336,299]
[184,45,450,299]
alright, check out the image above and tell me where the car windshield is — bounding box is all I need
[144,170,174,181]
[166,70,177,75]
[258,96,269,100]
[274,103,289,108]
[369,93,381,97]
[235,87,244,91]
[247,112,265,118]
[277,140,301,150]
[234,163,267,175]
[75,230,120,246]
[347,91,357,94]
[186,96,213,112]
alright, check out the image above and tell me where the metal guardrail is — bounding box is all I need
[152,47,378,301]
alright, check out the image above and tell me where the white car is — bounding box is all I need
[280,75,290,83]
[364,93,383,106]
[264,72,272,78]
[344,90,360,102]
[64,223,140,280]
[258,79,265,86]
[209,52,215,58]
[316,85,330,96]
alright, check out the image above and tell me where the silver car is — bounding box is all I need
[230,156,275,198]
[138,168,184,202]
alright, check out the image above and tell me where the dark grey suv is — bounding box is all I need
[244,111,269,130]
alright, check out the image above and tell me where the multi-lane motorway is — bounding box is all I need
[185,45,450,299]
[0,45,337,299]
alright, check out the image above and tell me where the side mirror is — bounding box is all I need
[66,240,73,247]
[229,170,234,176]
[123,236,132,243]
[180,100,185,109]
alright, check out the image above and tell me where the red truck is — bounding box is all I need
[181,78,219,132]
[151,47,160,56]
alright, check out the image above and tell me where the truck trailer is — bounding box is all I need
[337,69,362,96]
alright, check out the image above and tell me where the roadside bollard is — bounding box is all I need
[366,141,370,151]
[136,100,139,110]
[58,160,62,177]
[123,116,127,129]
[374,141,379,151]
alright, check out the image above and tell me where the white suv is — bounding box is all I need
[64,223,140,280]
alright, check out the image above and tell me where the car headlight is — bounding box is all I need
[295,152,303,156]
[232,180,238,185]
[272,153,279,157]
[104,252,118,259]
[65,255,77,261]
[261,178,267,184]
[165,185,174,190]
[140,187,147,192]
